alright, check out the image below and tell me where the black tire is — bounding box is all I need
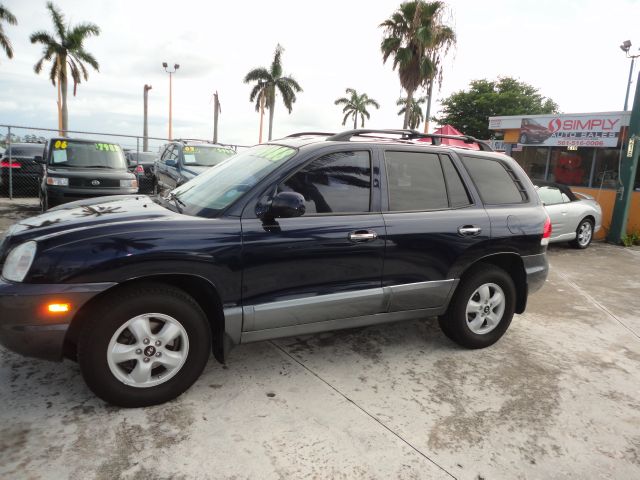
[438,265,516,349]
[152,177,159,196]
[78,283,211,407]
[569,217,594,249]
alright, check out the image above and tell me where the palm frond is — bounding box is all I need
[243,67,271,83]
[270,44,283,78]
[46,2,66,39]
[0,5,17,25]
[73,49,99,72]
[0,28,12,58]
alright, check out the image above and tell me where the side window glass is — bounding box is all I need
[385,151,448,211]
[160,146,171,164]
[536,186,564,205]
[561,192,571,203]
[279,151,371,215]
[169,146,179,165]
[440,155,471,207]
[462,156,527,204]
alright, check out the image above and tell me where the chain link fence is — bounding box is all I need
[0,124,248,199]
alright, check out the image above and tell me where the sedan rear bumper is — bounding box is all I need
[0,278,116,360]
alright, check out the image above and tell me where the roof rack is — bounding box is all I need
[326,129,493,152]
[285,132,336,138]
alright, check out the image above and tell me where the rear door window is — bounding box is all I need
[385,151,448,211]
[440,155,471,207]
[461,156,527,204]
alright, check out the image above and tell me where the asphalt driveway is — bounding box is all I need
[1,199,639,479]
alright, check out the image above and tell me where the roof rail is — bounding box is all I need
[285,132,336,138]
[326,129,493,152]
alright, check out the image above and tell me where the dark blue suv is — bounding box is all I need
[0,130,550,407]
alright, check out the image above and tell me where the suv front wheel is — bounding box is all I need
[78,283,211,407]
[438,265,516,349]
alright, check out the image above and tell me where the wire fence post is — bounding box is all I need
[7,126,12,200]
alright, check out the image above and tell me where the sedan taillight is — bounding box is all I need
[541,215,552,246]
[0,160,21,168]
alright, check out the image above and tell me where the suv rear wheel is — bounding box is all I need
[78,283,211,407]
[439,265,516,349]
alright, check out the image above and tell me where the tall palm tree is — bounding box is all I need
[396,95,426,130]
[30,2,100,133]
[380,1,455,129]
[0,4,17,60]
[244,44,302,141]
[334,88,380,129]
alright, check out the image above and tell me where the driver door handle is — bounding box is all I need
[458,225,482,236]
[349,230,378,242]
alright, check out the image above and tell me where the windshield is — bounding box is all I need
[170,144,296,216]
[4,144,45,158]
[183,145,236,167]
[129,152,157,163]
[49,140,127,169]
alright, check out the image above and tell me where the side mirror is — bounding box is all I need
[269,191,306,218]
[34,155,45,164]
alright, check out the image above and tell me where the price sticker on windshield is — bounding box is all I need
[53,140,68,149]
[184,146,200,153]
[216,148,235,155]
[95,143,119,152]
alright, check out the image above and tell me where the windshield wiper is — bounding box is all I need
[165,192,186,213]
[83,165,117,169]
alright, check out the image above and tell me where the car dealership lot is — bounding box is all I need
[0,198,639,479]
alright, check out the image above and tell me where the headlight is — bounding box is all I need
[2,241,37,282]
[120,179,138,188]
[46,177,69,186]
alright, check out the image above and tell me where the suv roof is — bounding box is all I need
[271,129,493,152]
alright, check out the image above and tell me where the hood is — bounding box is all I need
[181,165,210,178]
[7,195,178,241]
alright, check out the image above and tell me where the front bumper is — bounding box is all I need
[0,278,116,360]
[47,186,139,206]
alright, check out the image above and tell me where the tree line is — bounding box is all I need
[0,1,558,140]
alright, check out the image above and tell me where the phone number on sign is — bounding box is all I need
[556,140,606,147]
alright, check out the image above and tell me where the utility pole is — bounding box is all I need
[162,62,180,140]
[609,69,640,243]
[213,91,221,143]
[143,84,152,151]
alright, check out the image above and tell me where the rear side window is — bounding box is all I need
[279,151,371,215]
[462,156,527,204]
[385,151,448,211]
[440,155,471,207]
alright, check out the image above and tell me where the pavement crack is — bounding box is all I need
[555,270,640,341]
[269,340,458,479]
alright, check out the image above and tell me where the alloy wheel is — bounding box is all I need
[465,283,506,335]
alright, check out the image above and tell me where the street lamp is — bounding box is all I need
[162,62,180,139]
[620,40,640,111]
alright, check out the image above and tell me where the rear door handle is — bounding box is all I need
[349,230,378,242]
[458,225,482,236]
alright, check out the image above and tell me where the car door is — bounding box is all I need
[165,145,181,190]
[380,149,491,311]
[240,148,386,337]
[155,145,171,192]
[537,185,569,239]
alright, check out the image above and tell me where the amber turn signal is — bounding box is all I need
[47,303,70,313]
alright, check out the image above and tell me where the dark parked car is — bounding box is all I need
[0,142,46,195]
[0,129,550,407]
[38,138,138,210]
[125,151,157,194]
[153,140,236,193]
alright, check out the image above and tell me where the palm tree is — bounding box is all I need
[30,2,100,133]
[0,4,17,60]
[380,1,455,129]
[334,88,380,129]
[244,44,303,141]
[396,95,426,130]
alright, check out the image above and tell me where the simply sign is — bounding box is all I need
[519,114,623,147]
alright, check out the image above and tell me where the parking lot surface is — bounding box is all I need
[1,198,639,479]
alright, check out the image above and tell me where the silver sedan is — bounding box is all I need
[534,182,602,249]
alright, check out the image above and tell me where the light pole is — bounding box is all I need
[162,62,180,140]
[620,40,640,111]
[143,84,152,151]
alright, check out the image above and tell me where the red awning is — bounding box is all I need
[418,125,480,150]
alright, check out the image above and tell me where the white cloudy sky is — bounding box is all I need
[0,0,639,149]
